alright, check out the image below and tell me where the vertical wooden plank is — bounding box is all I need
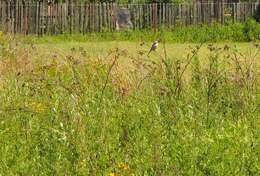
[53,2,56,34]
[237,2,240,22]
[20,1,22,33]
[106,3,111,31]
[189,3,192,25]
[83,2,86,34]
[36,1,38,35]
[62,3,64,33]
[41,1,44,35]
[143,4,146,29]
[78,2,81,33]
[15,0,18,34]
[2,0,4,32]
[76,2,79,33]
[1,1,3,31]
[60,2,63,34]
[13,0,16,34]
[152,3,156,32]
[90,2,92,32]
[40,1,44,35]
[234,2,237,22]
[72,1,75,33]
[167,3,170,27]
[63,3,66,34]
[210,2,213,24]
[87,3,90,32]
[5,0,7,33]
[138,4,141,29]
[80,3,83,33]
[95,3,98,32]
[62,0,65,33]
[144,4,147,29]
[54,3,58,35]
[16,0,19,33]
[8,0,11,33]
[7,0,9,33]
[37,1,40,35]
[90,3,93,32]
[11,0,13,34]
[158,3,161,27]
[110,2,113,31]
[68,0,71,34]
[54,3,57,34]
[99,2,102,32]
[179,4,182,25]
[93,3,96,32]
[17,0,20,33]
[25,1,28,34]
[221,1,224,24]
[113,3,116,31]
[168,3,171,27]
[0,1,2,30]
[96,3,102,32]
[51,2,54,34]
[148,4,150,29]
[0,1,2,31]
[36,1,39,35]
[75,2,79,33]
[24,1,27,34]
[102,3,106,31]
[164,3,166,26]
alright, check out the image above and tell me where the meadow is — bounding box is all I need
[0,30,259,175]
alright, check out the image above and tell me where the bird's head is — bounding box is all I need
[153,40,160,45]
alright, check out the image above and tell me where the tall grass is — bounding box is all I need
[0,33,259,175]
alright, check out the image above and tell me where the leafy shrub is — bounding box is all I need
[21,21,259,44]
[244,18,260,41]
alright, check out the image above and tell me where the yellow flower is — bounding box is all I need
[118,163,129,170]
[25,101,46,113]
[108,173,116,176]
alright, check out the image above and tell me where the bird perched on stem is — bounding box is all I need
[148,40,160,56]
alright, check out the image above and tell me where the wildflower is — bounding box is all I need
[118,163,129,170]
[108,173,116,176]
[25,101,46,113]
[224,44,230,51]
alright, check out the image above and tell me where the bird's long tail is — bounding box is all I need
[147,48,152,56]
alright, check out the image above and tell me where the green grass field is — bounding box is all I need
[31,40,255,61]
[0,33,259,175]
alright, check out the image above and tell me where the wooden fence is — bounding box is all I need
[0,1,259,35]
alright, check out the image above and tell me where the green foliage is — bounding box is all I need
[21,20,260,44]
[244,18,260,41]
[0,34,259,175]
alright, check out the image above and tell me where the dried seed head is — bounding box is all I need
[224,45,230,51]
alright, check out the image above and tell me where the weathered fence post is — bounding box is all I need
[0,1,259,35]
[152,3,157,32]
